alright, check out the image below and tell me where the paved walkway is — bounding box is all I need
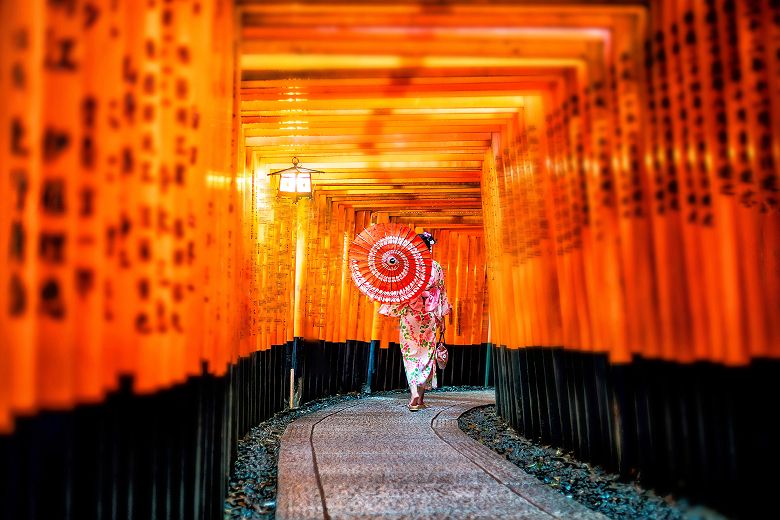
[276,390,605,519]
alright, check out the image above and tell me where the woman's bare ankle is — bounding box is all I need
[417,386,426,404]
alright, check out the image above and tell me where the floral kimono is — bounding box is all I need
[378,260,452,389]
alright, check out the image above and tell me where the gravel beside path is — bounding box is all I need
[458,405,728,520]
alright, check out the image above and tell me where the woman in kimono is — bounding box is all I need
[378,232,452,411]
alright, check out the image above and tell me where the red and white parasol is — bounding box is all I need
[348,223,432,303]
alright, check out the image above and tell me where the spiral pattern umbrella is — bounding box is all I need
[348,223,432,303]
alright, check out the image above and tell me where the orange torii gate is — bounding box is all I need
[1,1,779,518]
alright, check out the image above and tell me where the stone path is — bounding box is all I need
[276,390,605,519]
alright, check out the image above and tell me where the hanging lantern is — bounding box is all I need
[268,157,319,197]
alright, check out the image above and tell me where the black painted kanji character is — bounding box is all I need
[157,208,169,232]
[44,36,78,71]
[84,2,101,29]
[76,269,95,297]
[80,187,95,216]
[39,233,66,264]
[171,313,183,333]
[11,118,30,157]
[141,135,154,154]
[137,278,150,299]
[122,147,134,175]
[10,222,25,261]
[172,284,184,302]
[173,219,184,238]
[12,62,25,89]
[108,98,121,129]
[123,56,137,84]
[12,169,29,211]
[82,97,97,127]
[105,226,116,256]
[162,8,174,27]
[739,190,757,208]
[135,313,152,333]
[177,46,190,64]
[156,301,167,333]
[40,279,65,319]
[144,39,156,59]
[142,103,155,123]
[50,0,77,14]
[124,92,136,122]
[143,73,155,95]
[761,174,778,193]
[175,136,187,156]
[138,238,151,261]
[175,78,188,100]
[82,136,95,169]
[9,274,27,316]
[41,179,66,214]
[43,128,71,162]
[176,108,188,125]
[159,166,171,192]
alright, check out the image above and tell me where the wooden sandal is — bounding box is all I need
[408,397,423,411]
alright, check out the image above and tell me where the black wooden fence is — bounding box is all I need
[0,341,491,520]
[491,345,778,518]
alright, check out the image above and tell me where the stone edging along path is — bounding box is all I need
[275,390,604,519]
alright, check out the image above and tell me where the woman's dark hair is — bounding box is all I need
[418,231,435,251]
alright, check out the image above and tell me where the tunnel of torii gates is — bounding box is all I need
[0,0,779,518]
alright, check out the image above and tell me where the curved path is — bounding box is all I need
[276,390,605,519]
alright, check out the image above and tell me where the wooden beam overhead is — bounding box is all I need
[245,132,493,146]
[240,53,583,72]
[313,186,480,194]
[239,5,645,27]
[241,112,518,123]
[246,138,492,148]
[241,94,531,111]
[258,150,485,161]
[240,65,576,82]
[244,125,505,139]
[238,0,646,220]
[239,35,599,59]
[391,216,484,224]
[240,84,559,101]
[328,196,482,205]
[241,74,567,89]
